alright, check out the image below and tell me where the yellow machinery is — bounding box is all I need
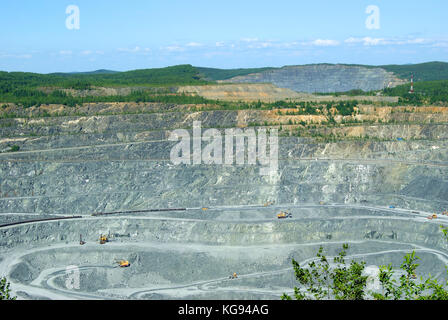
[229,272,238,279]
[115,260,130,268]
[263,201,274,207]
[202,207,208,211]
[427,214,438,220]
[277,211,292,219]
[99,234,109,244]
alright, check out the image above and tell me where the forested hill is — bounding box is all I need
[0,64,207,90]
[1,62,448,90]
[380,62,448,82]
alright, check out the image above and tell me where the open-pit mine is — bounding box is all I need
[1,65,448,300]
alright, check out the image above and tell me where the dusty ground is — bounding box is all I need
[178,83,399,103]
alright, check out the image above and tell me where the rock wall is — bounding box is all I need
[224,64,406,93]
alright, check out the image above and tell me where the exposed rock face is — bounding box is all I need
[223,64,406,93]
[1,103,447,300]
[0,104,447,215]
[178,84,399,102]
[178,84,303,101]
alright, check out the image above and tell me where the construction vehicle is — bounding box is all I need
[263,201,274,207]
[229,272,238,279]
[201,207,208,211]
[319,201,325,205]
[99,234,109,244]
[427,214,437,220]
[277,211,292,219]
[115,259,130,268]
[79,234,86,245]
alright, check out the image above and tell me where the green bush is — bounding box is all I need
[0,277,16,300]
[283,227,448,300]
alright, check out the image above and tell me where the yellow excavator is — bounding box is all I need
[99,234,109,244]
[277,211,292,219]
[229,272,238,279]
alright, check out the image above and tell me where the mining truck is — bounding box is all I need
[277,211,292,219]
[115,260,130,268]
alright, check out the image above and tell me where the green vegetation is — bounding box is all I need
[315,89,375,97]
[0,64,206,88]
[7,145,20,152]
[383,79,448,104]
[282,244,368,300]
[2,62,448,108]
[195,66,275,81]
[0,90,213,109]
[0,277,16,300]
[282,227,448,300]
[317,79,448,105]
[381,62,448,82]
[0,64,211,107]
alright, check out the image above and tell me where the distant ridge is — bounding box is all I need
[11,61,448,83]
[196,62,448,82]
[49,69,118,75]
[1,62,448,94]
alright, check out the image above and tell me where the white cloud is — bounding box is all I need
[0,53,32,59]
[186,42,203,47]
[362,37,386,46]
[281,41,299,48]
[403,38,427,44]
[432,41,448,48]
[163,45,185,52]
[344,37,386,46]
[241,37,259,42]
[215,41,225,47]
[117,46,141,53]
[345,37,431,46]
[311,39,340,46]
[344,37,361,44]
[247,41,275,49]
[59,50,72,55]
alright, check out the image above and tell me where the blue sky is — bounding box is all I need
[0,0,447,73]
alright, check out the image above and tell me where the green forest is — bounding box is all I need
[0,64,206,91]
[383,79,448,104]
